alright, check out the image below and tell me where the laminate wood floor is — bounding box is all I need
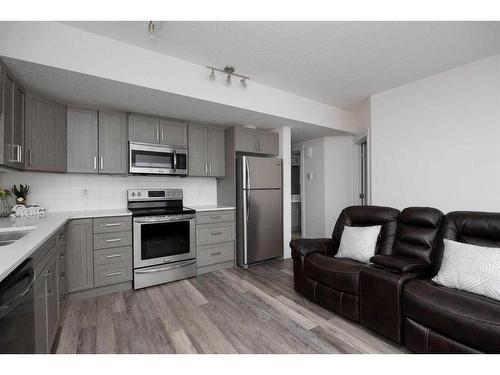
[55,259,408,354]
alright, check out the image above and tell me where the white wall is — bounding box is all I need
[295,136,354,238]
[324,136,354,235]
[371,54,500,212]
[0,21,357,134]
[275,127,292,258]
[0,172,217,212]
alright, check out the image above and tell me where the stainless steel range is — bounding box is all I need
[128,189,196,289]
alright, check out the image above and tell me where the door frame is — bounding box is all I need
[353,129,372,205]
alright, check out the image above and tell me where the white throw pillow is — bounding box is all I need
[432,239,500,301]
[335,225,381,263]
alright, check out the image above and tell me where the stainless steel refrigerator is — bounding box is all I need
[236,155,283,269]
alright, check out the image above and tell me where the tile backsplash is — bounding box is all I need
[0,172,217,212]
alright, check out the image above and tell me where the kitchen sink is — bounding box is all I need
[0,228,36,247]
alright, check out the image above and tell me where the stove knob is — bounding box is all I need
[131,192,136,197]
[138,192,142,197]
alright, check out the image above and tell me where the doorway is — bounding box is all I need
[291,150,301,239]
[353,131,371,205]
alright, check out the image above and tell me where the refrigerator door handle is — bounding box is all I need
[245,156,251,190]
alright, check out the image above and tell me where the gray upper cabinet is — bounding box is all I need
[98,111,128,174]
[67,109,127,174]
[128,113,159,144]
[234,127,258,153]
[67,219,94,293]
[234,127,278,155]
[188,124,208,176]
[207,127,225,177]
[160,119,187,146]
[257,131,279,155]
[1,64,25,168]
[25,92,67,172]
[67,108,98,173]
[188,124,225,177]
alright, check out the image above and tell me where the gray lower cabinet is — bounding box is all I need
[1,63,25,169]
[67,216,133,295]
[196,210,235,274]
[67,219,94,293]
[25,91,67,172]
[98,111,128,174]
[67,108,128,174]
[67,108,98,173]
[233,127,279,155]
[188,124,225,177]
[33,226,67,354]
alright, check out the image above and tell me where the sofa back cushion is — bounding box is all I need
[433,211,500,274]
[331,206,400,257]
[393,207,443,264]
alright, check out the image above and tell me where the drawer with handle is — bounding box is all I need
[93,216,132,234]
[196,222,234,246]
[94,246,132,266]
[94,262,132,287]
[196,210,235,225]
[94,231,132,250]
[197,242,234,267]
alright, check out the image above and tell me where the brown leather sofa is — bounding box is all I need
[290,206,500,353]
[402,211,500,353]
[290,205,400,321]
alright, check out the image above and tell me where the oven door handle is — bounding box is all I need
[134,215,195,224]
[173,150,177,173]
[135,260,195,274]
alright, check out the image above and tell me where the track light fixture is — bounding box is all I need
[147,21,157,39]
[206,65,250,87]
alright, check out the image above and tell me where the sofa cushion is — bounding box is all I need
[393,207,443,263]
[303,252,364,295]
[370,254,431,274]
[403,279,500,353]
[335,225,381,263]
[432,239,500,301]
[330,206,400,256]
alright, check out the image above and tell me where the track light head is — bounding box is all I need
[147,21,157,39]
[226,73,231,83]
[209,69,215,80]
[240,77,247,87]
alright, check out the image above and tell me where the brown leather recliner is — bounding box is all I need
[290,205,400,321]
[402,211,500,353]
[359,207,443,343]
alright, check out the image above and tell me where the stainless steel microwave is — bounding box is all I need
[129,142,188,176]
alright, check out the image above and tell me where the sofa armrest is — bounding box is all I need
[370,254,431,274]
[290,238,334,259]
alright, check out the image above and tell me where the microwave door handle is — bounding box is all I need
[173,150,177,172]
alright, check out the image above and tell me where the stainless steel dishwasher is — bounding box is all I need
[0,259,36,353]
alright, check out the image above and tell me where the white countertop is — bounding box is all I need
[0,208,131,282]
[188,205,235,212]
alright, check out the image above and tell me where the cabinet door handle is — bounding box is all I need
[210,215,221,219]
[93,156,97,170]
[105,254,122,259]
[156,129,159,141]
[105,223,122,227]
[210,251,221,256]
[106,271,123,277]
[209,163,212,175]
[28,149,32,166]
[105,238,122,243]
[205,162,208,175]
[161,130,164,141]
[100,157,104,170]
[211,232,222,236]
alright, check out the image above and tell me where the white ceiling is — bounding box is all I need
[62,21,500,110]
[3,57,347,143]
